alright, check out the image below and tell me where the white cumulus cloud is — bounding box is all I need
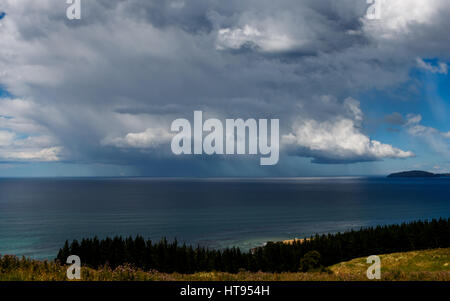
[0,98,62,162]
[216,24,300,53]
[0,146,61,162]
[102,128,172,149]
[283,99,414,163]
[283,118,413,163]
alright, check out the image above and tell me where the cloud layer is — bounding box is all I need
[0,0,449,174]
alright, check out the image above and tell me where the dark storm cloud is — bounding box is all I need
[0,0,449,173]
[385,112,406,126]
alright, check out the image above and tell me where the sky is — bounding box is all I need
[0,0,450,177]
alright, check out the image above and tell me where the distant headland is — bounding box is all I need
[387,170,450,178]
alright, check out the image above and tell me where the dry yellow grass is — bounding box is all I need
[1,248,449,281]
[330,248,450,280]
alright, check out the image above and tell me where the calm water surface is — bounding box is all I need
[0,177,449,259]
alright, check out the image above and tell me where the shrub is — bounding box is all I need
[299,251,322,272]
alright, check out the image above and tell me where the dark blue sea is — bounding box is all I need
[0,177,449,259]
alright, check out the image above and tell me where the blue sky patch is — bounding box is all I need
[0,88,12,98]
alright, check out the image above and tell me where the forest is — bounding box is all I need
[57,218,450,273]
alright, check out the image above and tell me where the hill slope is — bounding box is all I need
[330,248,450,280]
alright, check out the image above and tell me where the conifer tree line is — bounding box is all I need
[57,218,450,273]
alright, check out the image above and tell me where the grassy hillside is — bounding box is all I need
[1,248,448,281]
[330,248,450,281]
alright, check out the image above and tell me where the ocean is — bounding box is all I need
[0,177,449,259]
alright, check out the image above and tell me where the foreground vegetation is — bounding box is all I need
[1,248,449,281]
[2,219,448,280]
[57,218,450,273]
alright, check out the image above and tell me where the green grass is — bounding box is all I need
[1,248,449,281]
